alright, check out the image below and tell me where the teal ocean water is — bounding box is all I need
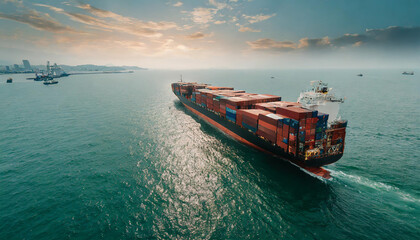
[0,70,419,239]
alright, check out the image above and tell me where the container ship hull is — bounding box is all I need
[176,95,343,178]
[172,81,347,179]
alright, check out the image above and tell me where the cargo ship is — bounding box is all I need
[171,81,347,179]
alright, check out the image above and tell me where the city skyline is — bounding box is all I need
[0,0,419,69]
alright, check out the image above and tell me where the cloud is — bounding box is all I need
[35,3,178,38]
[33,3,65,13]
[298,37,330,49]
[331,33,367,47]
[185,32,211,39]
[247,38,297,51]
[173,1,183,7]
[243,13,276,24]
[78,3,177,31]
[188,0,232,25]
[190,7,216,24]
[0,3,76,33]
[214,20,226,24]
[246,37,332,52]
[365,26,420,45]
[209,0,228,10]
[238,26,260,32]
[247,26,420,52]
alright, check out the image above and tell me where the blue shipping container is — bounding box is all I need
[242,122,257,132]
[226,107,236,114]
[226,115,236,123]
[290,119,299,129]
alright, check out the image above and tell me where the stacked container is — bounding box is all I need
[236,109,272,132]
[256,113,282,144]
[255,101,302,113]
[172,82,346,160]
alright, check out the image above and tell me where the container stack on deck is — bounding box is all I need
[171,82,347,161]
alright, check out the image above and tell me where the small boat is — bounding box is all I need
[402,71,414,75]
[271,76,275,79]
[357,74,363,77]
[43,79,58,85]
[6,78,12,83]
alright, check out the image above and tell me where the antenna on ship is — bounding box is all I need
[180,74,183,82]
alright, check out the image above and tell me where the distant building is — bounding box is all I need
[22,60,31,70]
[5,66,10,71]
[13,64,19,70]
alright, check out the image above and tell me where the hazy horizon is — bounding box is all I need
[1,0,419,69]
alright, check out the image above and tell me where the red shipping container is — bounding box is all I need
[226,104,237,110]
[258,113,284,127]
[257,130,276,143]
[277,125,283,139]
[258,125,276,136]
[236,112,243,127]
[278,142,288,151]
[242,118,257,129]
[289,126,298,133]
[220,107,226,115]
[258,120,277,132]
[255,103,276,113]
[276,107,311,120]
[276,132,283,146]
[289,133,296,141]
[238,109,272,124]
[288,146,297,155]
[283,125,289,136]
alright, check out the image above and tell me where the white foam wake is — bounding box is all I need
[328,169,420,203]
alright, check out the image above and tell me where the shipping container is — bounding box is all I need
[276,106,312,120]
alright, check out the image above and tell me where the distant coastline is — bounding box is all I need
[0,64,147,74]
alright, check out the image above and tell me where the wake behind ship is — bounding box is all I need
[171,81,347,179]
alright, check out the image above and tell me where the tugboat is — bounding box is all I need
[402,71,414,75]
[297,81,344,124]
[6,78,13,83]
[43,79,58,85]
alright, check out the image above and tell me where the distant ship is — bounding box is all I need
[30,61,69,81]
[172,80,347,179]
[402,71,414,75]
[357,74,363,77]
[6,77,12,83]
[33,75,52,81]
[43,79,58,85]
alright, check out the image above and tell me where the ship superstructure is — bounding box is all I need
[297,81,344,123]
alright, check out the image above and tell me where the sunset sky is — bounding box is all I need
[1,0,419,69]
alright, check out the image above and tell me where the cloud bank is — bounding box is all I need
[247,26,420,52]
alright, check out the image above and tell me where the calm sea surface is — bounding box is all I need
[0,70,419,239]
